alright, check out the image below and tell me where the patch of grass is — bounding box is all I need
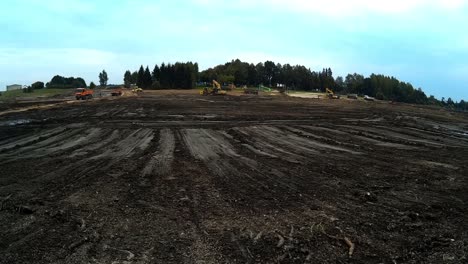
[0,88,72,101]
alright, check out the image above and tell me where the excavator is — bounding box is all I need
[200,80,227,96]
[326,88,340,99]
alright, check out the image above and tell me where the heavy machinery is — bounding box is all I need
[326,88,340,99]
[111,88,123,96]
[200,80,227,96]
[132,87,143,93]
[259,85,272,92]
[75,88,94,100]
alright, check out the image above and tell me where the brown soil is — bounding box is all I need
[0,91,467,263]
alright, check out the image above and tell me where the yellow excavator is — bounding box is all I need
[200,80,227,96]
[326,88,340,99]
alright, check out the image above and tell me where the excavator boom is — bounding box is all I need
[200,80,226,96]
[326,88,340,99]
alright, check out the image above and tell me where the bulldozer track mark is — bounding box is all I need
[7,128,85,154]
[69,129,120,157]
[339,125,445,148]
[231,127,303,163]
[279,125,362,155]
[91,128,154,159]
[375,125,468,148]
[181,128,307,203]
[240,126,320,157]
[141,128,175,177]
[39,128,103,155]
[0,126,68,154]
[181,129,272,192]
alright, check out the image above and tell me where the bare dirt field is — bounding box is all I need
[0,91,467,263]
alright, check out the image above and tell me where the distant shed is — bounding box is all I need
[6,84,22,91]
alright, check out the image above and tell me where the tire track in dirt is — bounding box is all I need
[90,128,154,160]
[163,130,240,263]
[296,124,417,151]
[181,128,263,187]
[376,125,468,148]
[69,129,121,157]
[0,127,164,264]
[140,128,175,178]
[83,129,224,263]
[226,127,343,202]
[236,126,322,161]
[1,128,86,156]
[181,128,308,207]
[0,126,68,153]
[34,128,103,156]
[0,128,106,166]
[0,128,155,199]
[279,125,362,155]
[338,124,445,148]
[231,127,303,164]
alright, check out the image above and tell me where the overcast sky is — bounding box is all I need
[1,0,467,100]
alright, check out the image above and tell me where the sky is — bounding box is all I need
[1,0,467,100]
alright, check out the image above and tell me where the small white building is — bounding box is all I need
[6,84,22,91]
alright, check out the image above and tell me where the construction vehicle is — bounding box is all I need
[111,88,123,96]
[200,80,227,96]
[326,88,340,99]
[132,87,143,93]
[75,88,94,100]
[259,85,272,92]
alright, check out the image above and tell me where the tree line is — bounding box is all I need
[17,59,466,111]
[199,59,335,91]
[199,59,467,109]
[123,62,199,89]
[46,75,87,89]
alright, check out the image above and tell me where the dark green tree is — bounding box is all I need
[447,97,454,106]
[264,61,276,86]
[23,86,33,93]
[335,76,344,92]
[31,81,44,90]
[143,66,152,89]
[137,66,145,88]
[152,65,161,82]
[247,63,257,85]
[124,70,132,88]
[131,71,138,84]
[89,82,96,89]
[99,70,108,88]
[46,75,86,88]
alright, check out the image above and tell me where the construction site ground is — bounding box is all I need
[0,90,467,263]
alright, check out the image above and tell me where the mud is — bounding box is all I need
[0,91,467,263]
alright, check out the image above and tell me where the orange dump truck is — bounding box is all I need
[75,88,94,100]
[111,88,123,96]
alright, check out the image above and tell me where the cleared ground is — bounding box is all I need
[0,91,467,263]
